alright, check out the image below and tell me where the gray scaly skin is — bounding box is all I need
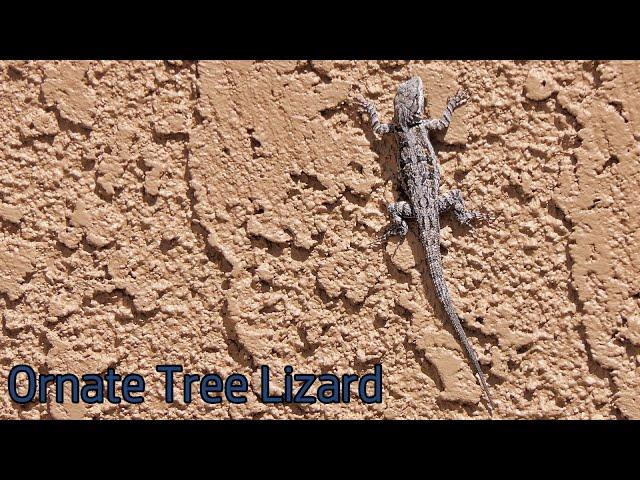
[356,77,495,414]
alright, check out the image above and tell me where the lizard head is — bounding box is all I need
[394,76,424,128]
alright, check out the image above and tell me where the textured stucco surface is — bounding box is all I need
[0,60,638,419]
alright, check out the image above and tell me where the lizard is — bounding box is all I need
[355,76,495,414]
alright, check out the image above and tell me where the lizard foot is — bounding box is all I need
[458,210,496,229]
[369,200,412,248]
[449,88,470,109]
[352,94,372,112]
[474,211,497,224]
[368,222,408,249]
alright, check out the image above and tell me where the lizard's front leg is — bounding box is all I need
[421,89,469,132]
[354,96,395,135]
[374,201,414,246]
[437,189,488,227]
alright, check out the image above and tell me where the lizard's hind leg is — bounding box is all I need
[438,189,488,227]
[373,201,414,246]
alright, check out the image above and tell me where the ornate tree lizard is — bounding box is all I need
[356,77,495,414]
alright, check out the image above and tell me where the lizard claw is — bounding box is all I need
[464,210,495,226]
[368,231,390,249]
[368,223,402,249]
[460,211,494,233]
[353,95,372,113]
[477,211,497,224]
[450,88,470,109]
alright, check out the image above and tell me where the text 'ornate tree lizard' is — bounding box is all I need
[356,77,495,414]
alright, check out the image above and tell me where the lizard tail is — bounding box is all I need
[448,309,495,415]
[424,241,495,415]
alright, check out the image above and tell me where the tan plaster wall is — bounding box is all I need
[0,60,638,419]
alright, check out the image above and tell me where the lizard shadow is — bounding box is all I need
[345,102,398,187]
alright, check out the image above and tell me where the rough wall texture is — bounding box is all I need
[0,60,638,419]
